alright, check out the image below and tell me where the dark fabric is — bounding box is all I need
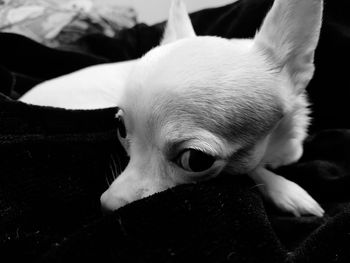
[0,0,349,262]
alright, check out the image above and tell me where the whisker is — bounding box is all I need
[110,153,123,179]
[110,155,117,180]
[250,183,265,190]
[105,152,125,187]
[108,165,116,185]
[111,164,117,182]
[115,154,123,175]
[105,156,116,187]
[105,174,111,187]
[110,154,119,179]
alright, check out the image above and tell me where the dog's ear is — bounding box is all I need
[254,0,323,93]
[161,0,196,45]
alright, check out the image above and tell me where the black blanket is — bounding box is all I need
[1,0,350,262]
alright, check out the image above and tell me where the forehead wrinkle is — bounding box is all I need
[161,122,233,157]
[149,85,284,147]
[130,39,284,147]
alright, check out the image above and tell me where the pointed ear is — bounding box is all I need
[161,0,196,45]
[254,0,323,93]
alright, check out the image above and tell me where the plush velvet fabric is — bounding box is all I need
[0,0,349,262]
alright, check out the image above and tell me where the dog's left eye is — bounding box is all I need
[177,149,216,173]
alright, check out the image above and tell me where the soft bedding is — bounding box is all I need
[0,0,350,262]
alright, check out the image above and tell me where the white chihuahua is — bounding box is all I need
[20,0,324,217]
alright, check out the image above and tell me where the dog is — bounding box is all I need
[20,0,324,217]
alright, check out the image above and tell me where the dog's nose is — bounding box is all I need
[100,191,129,213]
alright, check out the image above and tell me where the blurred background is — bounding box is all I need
[106,0,235,24]
[0,0,235,51]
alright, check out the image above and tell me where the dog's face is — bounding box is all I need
[101,0,322,210]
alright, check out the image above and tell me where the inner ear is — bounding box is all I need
[253,0,323,94]
[161,0,196,45]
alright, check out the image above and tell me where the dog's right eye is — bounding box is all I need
[117,117,127,139]
[177,149,216,173]
[116,110,127,139]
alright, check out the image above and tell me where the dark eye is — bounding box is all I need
[177,149,216,172]
[116,110,127,139]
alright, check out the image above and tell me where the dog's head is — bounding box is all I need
[101,0,323,211]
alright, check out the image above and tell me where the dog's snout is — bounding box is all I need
[100,191,130,213]
[100,161,167,212]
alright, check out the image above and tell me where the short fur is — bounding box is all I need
[20,0,324,217]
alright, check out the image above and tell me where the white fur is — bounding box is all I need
[20,0,324,217]
[20,60,137,109]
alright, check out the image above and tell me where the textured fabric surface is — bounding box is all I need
[0,0,350,262]
[0,0,137,51]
